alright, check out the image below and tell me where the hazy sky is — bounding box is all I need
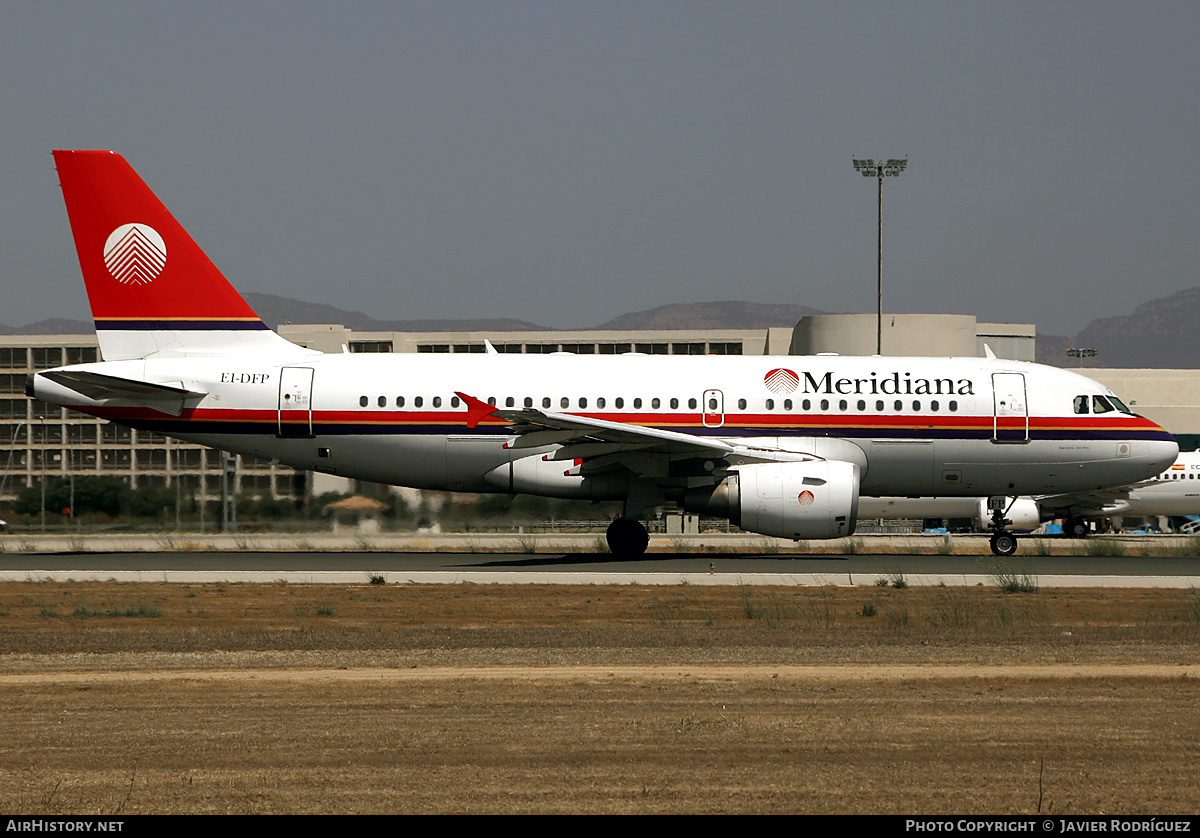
[2,1,1196,334]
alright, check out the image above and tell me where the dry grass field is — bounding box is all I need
[0,579,1198,814]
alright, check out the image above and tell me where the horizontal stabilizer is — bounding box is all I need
[40,370,206,416]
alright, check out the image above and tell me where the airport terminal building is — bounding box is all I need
[2,314,1194,507]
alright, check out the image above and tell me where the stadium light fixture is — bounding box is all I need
[852,156,908,354]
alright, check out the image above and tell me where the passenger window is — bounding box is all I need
[561,397,570,409]
[396,396,405,408]
[875,400,884,411]
[783,399,793,411]
[688,398,696,409]
[634,398,643,409]
[738,398,747,410]
[579,397,588,408]
[820,399,829,411]
[838,399,847,411]
[359,396,368,407]
[415,396,424,408]
[856,400,865,411]
[543,397,551,408]
[802,399,811,411]
[451,396,460,408]
[912,400,921,411]
[931,400,939,411]
[505,397,515,407]
[766,399,775,410]
[433,396,442,408]
[524,397,533,408]
[615,397,624,409]
[377,396,386,408]
[949,400,958,412]
[894,400,903,411]
[598,397,606,409]
[652,398,661,409]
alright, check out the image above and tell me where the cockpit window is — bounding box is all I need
[1107,395,1131,414]
[1092,395,1114,414]
[1073,395,1089,414]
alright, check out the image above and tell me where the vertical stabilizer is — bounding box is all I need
[52,150,312,361]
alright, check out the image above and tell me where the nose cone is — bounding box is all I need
[1144,435,1180,475]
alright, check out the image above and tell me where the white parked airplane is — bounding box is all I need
[28,151,1178,556]
[860,450,1200,536]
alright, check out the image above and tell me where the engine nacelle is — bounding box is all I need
[684,460,860,540]
[975,497,1041,531]
[483,453,627,499]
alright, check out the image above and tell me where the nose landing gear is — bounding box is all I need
[987,497,1019,556]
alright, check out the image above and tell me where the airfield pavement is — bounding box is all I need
[0,531,1198,815]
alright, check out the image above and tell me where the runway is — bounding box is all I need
[2,549,1199,586]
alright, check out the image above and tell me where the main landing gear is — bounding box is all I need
[1063,516,1091,538]
[606,517,649,556]
[986,497,1019,557]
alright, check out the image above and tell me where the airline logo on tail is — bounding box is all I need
[103,223,166,285]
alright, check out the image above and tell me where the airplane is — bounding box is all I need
[859,450,1200,536]
[27,150,1179,557]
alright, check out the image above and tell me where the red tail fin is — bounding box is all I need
[53,150,307,360]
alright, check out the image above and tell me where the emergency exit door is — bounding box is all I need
[702,389,724,428]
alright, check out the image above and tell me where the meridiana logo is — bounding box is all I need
[103,223,167,285]
[764,368,799,394]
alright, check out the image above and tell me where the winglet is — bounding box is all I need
[456,391,500,429]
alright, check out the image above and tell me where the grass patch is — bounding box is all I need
[106,602,162,618]
[1085,538,1126,558]
[985,558,1040,593]
[1172,536,1200,558]
[919,586,979,627]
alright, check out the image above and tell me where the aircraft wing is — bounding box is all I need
[1033,482,1159,517]
[456,391,736,458]
[40,370,207,416]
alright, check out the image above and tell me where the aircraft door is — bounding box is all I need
[992,372,1028,442]
[278,366,315,438]
[702,389,724,428]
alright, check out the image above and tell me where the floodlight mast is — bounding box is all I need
[852,156,907,354]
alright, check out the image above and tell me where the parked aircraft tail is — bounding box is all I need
[52,150,310,361]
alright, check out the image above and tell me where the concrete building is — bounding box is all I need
[790,313,1035,361]
[0,334,293,506]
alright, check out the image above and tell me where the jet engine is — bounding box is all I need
[684,460,860,540]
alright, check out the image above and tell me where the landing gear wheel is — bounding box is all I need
[990,531,1018,557]
[606,517,649,556]
[1065,518,1090,538]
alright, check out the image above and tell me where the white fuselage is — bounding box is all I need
[32,351,1178,503]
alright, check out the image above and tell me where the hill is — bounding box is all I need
[7,288,1200,369]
